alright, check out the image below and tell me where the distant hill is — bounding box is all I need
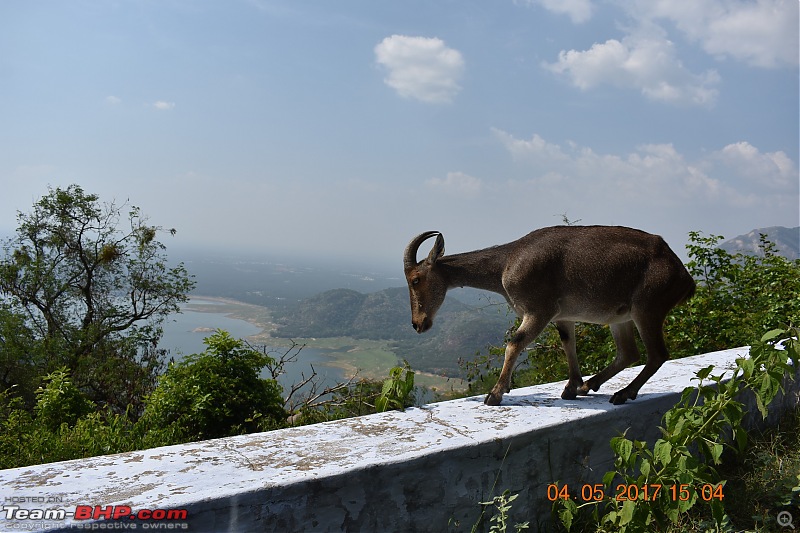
[273,287,510,376]
[175,248,401,309]
[720,226,799,260]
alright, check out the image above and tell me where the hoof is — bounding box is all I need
[609,394,627,405]
[561,388,577,400]
[484,392,503,406]
[609,389,637,405]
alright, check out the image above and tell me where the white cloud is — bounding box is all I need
[425,171,482,196]
[374,35,465,104]
[543,31,720,106]
[634,0,799,68]
[105,96,121,105]
[490,128,570,164]
[715,141,797,190]
[152,101,175,110]
[515,0,593,23]
[492,129,798,208]
[540,1,796,107]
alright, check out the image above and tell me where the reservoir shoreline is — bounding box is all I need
[175,295,396,381]
[171,295,466,393]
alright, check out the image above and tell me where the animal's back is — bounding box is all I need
[508,225,667,276]
[502,226,693,320]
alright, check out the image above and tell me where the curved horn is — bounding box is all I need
[404,231,440,270]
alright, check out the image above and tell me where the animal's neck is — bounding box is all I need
[438,247,509,296]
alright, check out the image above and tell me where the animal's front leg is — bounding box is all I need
[485,343,517,405]
[555,320,586,400]
[485,314,548,406]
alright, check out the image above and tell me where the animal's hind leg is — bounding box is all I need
[485,313,550,406]
[609,316,669,405]
[556,321,585,400]
[582,321,640,396]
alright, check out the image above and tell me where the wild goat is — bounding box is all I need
[403,226,696,406]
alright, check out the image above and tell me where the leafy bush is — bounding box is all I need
[139,330,286,442]
[0,331,289,467]
[0,370,144,468]
[554,327,799,532]
[668,231,800,355]
[375,362,415,412]
[33,368,95,431]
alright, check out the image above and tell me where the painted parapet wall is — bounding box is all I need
[1,346,797,532]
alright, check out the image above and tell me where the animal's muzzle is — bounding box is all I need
[412,316,432,333]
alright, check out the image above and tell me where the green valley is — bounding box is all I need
[271,286,511,378]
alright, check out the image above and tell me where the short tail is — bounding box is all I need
[679,271,697,305]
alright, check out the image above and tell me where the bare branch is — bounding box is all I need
[286,369,361,413]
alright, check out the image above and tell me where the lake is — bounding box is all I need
[160,298,350,397]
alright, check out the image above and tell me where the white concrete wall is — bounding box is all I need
[1,346,797,532]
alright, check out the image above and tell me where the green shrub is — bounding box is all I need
[669,231,800,355]
[554,327,799,532]
[0,370,144,467]
[375,362,415,412]
[33,368,95,431]
[139,330,286,442]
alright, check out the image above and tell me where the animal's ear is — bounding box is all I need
[426,233,445,265]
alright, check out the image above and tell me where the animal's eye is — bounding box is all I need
[412,278,420,285]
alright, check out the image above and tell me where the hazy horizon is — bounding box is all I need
[2,1,797,266]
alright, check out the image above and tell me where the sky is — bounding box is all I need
[1,0,798,270]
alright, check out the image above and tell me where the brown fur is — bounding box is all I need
[404,226,696,405]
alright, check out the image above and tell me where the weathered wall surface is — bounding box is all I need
[1,346,797,532]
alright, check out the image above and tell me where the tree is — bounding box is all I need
[0,185,195,411]
[0,304,39,404]
[140,330,286,442]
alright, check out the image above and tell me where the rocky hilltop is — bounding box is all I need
[720,226,799,260]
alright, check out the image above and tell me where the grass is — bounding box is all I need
[712,407,800,532]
